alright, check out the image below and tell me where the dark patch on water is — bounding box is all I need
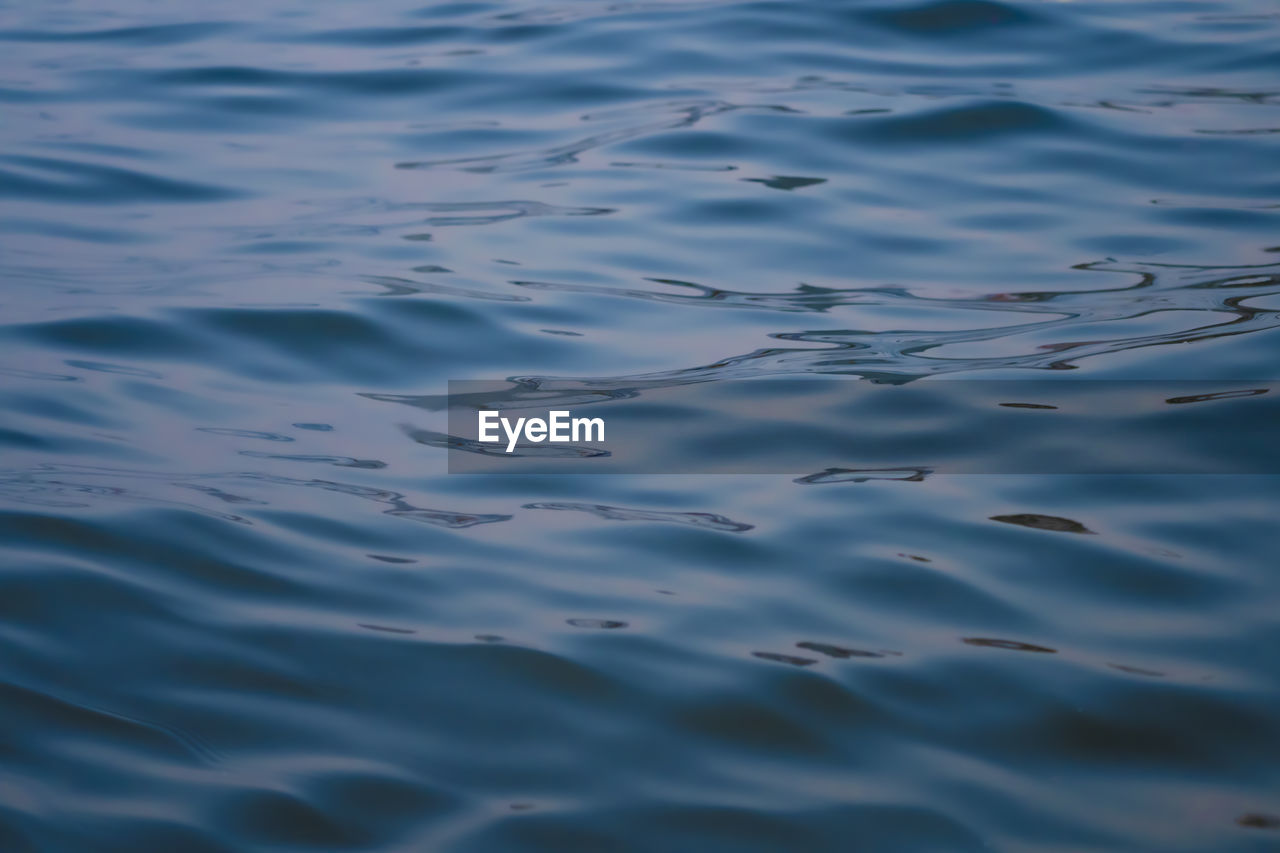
[752,652,819,667]
[1237,813,1280,830]
[742,175,827,191]
[567,618,628,630]
[990,513,1094,534]
[795,467,931,484]
[963,637,1058,653]
[796,642,887,659]
[1165,387,1268,404]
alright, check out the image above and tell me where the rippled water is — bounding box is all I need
[3,0,1280,850]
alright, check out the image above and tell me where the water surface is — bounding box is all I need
[2,0,1279,850]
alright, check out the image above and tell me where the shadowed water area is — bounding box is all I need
[2,0,1279,850]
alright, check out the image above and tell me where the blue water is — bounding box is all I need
[2,0,1280,850]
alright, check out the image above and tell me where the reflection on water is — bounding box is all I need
[962,637,1057,653]
[990,513,1094,534]
[2,0,1280,849]
[796,467,931,484]
[795,642,893,660]
[523,501,754,532]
